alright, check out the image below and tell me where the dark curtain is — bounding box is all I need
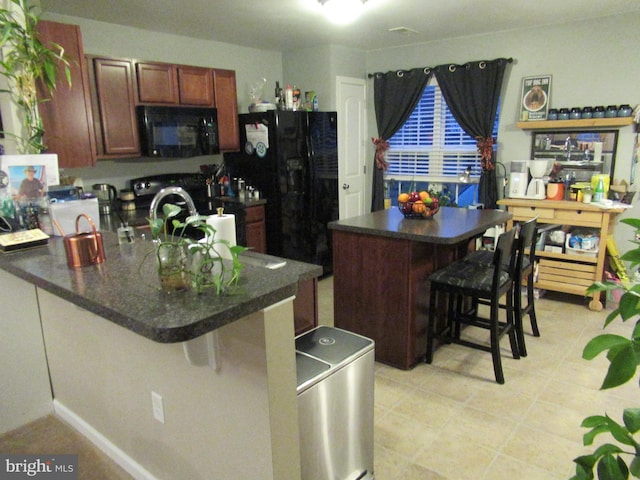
[371,67,432,211]
[434,58,511,209]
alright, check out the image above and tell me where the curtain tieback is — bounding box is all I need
[372,137,390,171]
[476,136,495,170]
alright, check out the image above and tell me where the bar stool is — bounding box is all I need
[464,218,539,356]
[425,228,519,384]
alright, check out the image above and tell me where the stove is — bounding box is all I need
[129,173,209,212]
[128,172,247,244]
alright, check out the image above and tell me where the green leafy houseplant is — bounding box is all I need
[0,0,71,153]
[571,218,640,479]
[147,204,247,295]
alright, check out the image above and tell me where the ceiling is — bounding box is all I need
[41,0,640,52]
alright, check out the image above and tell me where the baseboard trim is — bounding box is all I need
[53,400,158,480]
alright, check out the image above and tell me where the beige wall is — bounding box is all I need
[0,270,52,435]
[38,289,300,480]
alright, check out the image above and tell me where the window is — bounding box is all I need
[386,78,499,182]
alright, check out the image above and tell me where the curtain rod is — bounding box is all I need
[367,57,513,79]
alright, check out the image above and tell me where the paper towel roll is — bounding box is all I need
[593,142,603,162]
[206,213,236,259]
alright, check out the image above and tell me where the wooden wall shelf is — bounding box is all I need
[517,117,634,130]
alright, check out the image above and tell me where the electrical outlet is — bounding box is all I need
[151,391,165,424]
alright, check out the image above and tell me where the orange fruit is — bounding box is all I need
[412,200,426,214]
[398,192,410,203]
[419,191,430,201]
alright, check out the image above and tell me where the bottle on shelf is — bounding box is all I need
[593,176,605,202]
[285,84,293,110]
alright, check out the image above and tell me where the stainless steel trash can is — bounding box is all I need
[296,326,375,480]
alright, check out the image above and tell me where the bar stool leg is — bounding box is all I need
[514,283,527,357]
[526,270,540,337]
[489,300,505,385]
[426,286,438,364]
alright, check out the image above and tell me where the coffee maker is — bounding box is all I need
[508,160,529,198]
[525,159,550,199]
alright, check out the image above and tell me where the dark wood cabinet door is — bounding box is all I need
[212,69,240,151]
[178,67,214,106]
[294,278,318,335]
[37,21,96,168]
[136,62,179,104]
[244,205,267,253]
[91,58,140,157]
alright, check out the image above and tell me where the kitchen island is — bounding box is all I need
[329,206,512,370]
[0,231,321,480]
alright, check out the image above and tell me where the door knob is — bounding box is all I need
[342,183,350,190]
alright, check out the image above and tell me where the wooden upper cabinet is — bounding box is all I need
[212,69,240,151]
[37,21,96,168]
[89,57,140,157]
[136,62,179,104]
[136,62,214,106]
[178,67,214,106]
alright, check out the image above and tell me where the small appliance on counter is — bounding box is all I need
[525,159,551,199]
[92,183,117,215]
[508,160,529,198]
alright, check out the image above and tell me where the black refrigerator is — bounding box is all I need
[224,110,338,275]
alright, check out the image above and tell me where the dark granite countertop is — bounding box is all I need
[0,231,321,343]
[329,207,512,244]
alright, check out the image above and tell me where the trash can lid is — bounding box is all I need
[296,326,373,366]
[295,352,330,390]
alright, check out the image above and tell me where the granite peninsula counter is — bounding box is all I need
[0,231,320,342]
[1,231,321,480]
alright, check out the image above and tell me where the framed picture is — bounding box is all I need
[0,154,59,199]
[520,75,551,121]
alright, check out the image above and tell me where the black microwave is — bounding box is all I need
[137,105,220,158]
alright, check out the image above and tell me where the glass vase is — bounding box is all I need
[157,243,190,293]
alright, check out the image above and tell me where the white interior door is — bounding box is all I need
[336,76,366,219]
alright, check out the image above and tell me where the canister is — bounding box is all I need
[546,182,564,201]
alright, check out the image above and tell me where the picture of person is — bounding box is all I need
[9,165,47,200]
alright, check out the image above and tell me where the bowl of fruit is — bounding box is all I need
[397,191,440,219]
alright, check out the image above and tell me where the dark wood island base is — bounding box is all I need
[330,207,512,370]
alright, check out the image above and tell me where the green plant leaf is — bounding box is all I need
[623,408,640,435]
[603,414,635,446]
[618,292,640,321]
[602,344,638,389]
[596,453,629,480]
[621,249,640,269]
[583,335,629,360]
[621,218,640,229]
[573,454,597,480]
[630,454,640,477]
[162,203,182,218]
[583,424,613,445]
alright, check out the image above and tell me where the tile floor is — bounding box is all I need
[2,277,636,480]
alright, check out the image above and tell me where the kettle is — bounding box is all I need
[61,214,106,268]
[92,183,117,214]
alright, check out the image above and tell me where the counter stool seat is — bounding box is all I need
[464,218,539,356]
[426,228,519,384]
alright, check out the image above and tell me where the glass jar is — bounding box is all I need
[558,108,570,120]
[593,106,605,118]
[547,108,558,120]
[605,105,618,118]
[157,243,190,293]
[618,104,632,117]
[581,106,593,119]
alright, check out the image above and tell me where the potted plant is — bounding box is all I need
[0,0,71,153]
[147,204,247,295]
[571,217,640,479]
